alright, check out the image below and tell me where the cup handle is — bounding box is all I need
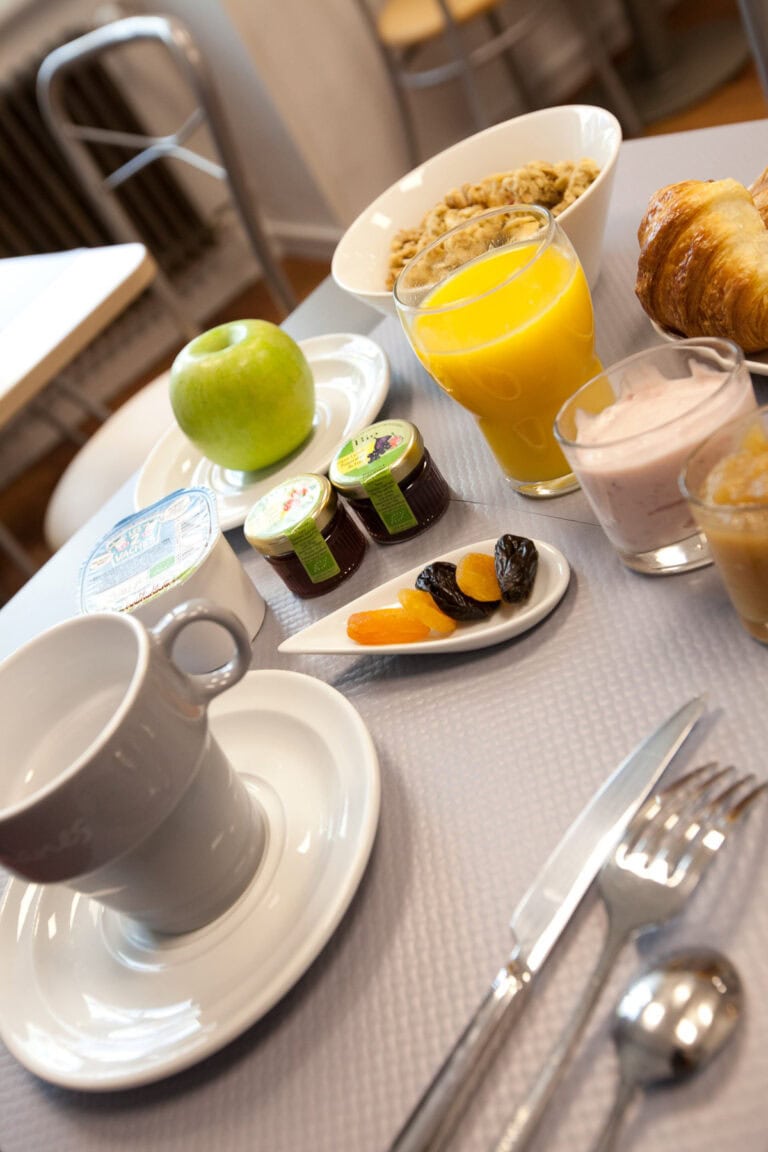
[152,597,252,701]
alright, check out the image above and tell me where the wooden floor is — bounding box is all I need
[1,0,766,603]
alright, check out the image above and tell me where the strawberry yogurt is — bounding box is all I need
[554,340,756,565]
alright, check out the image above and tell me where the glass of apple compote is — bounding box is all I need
[681,404,768,643]
[393,204,601,498]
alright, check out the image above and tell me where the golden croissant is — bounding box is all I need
[749,165,768,224]
[635,177,768,353]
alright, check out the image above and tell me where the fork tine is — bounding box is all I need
[707,771,758,816]
[725,779,768,822]
[653,761,724,798]
[619,773,702,854]
[625,762,727,857]
[669,774,765,882]
[688,771,758,829]
[634,781,731,877]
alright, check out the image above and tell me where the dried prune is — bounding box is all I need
[415,561,499,621]
[494,534,538,603]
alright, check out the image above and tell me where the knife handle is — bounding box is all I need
[387,956,531,1152]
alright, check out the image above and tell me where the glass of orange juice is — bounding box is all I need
[394,204,601,497]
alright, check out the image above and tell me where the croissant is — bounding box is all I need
[635,177,768,353]
[749,165,768,225]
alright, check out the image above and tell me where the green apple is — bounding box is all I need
[169,319,315,471]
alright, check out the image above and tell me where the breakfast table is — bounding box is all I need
[0,119,767,1152]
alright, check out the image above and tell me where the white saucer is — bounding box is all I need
[649,319,768,376]
[279,537,570,656]
[0,671,380,1091]
[134,333,390,530]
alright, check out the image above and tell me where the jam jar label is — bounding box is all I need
[286,518,340,583]
[361,471,418,533]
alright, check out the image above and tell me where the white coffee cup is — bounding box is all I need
[0,598,266,934]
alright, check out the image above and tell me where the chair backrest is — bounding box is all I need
[352,0,539,167]
[36,14,296,337]
[353,0,643,166]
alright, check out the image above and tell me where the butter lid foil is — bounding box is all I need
[79,487,218,615]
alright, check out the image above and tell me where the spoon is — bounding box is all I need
[591,948,743,1152]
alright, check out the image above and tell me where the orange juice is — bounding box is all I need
[407,242,601,483]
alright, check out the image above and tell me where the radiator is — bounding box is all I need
[0,32,214,273]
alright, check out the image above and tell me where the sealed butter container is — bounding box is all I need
[79,487,265,673]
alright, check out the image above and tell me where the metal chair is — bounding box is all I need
[354,0,644,167]
[36,14,297,342]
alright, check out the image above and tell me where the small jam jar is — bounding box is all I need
[244,473,366,598]
[328,418,450,544]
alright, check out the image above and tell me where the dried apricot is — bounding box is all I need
[347,607,431,646]
[398,588,457,634]
[456,552,502,602]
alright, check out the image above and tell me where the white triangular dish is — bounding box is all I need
[279,537,570,656]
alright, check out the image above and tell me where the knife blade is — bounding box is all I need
[387,696,705,1152]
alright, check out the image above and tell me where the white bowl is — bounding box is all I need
[331,104,621,318]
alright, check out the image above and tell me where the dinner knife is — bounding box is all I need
[387,695,705,1152]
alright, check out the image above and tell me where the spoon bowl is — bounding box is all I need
[593,948,743,1152]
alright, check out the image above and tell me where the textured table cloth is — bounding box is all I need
[0,120,767,1152]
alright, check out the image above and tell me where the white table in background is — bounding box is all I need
[0,243,156,574]
[0,243,155,425]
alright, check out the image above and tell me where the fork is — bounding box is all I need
[492,762,765,1152]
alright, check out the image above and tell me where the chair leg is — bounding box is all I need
[54,377,112,423]
[441,14,491,131]
[0,521,39,579]
[484,8,536,111]
[389,65,423,168]
[173,25,298,317]
[738,0,768,102]
[29,400,89,446]
[570,0,645,137]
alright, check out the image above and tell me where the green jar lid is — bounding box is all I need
[244,474,337,558]
[329,419,424,498]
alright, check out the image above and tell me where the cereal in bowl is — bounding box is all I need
[387,158,600,288]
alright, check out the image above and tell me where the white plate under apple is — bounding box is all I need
[279,537,571,656]
[134,333,390,531]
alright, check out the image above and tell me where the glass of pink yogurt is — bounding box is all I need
[553,338,756,574]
